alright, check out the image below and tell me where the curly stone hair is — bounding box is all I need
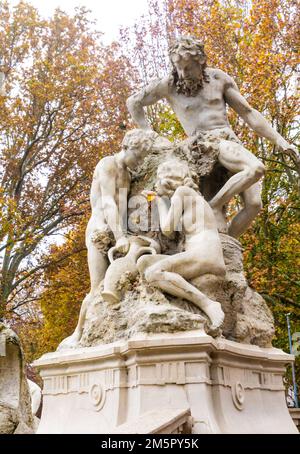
[168,36,209,95]
[156,159,199,196]
[122,129,158,153]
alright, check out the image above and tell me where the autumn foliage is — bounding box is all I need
[0,1,135,319]
[0,0,299,394]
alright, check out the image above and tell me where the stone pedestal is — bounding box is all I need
[34,332,298,434]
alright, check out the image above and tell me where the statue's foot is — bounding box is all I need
[57,330,81,351]
[204,300,225,331]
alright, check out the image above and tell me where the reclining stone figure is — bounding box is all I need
[138,159,226,330]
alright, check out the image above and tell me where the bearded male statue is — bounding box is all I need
[127,36,297,238]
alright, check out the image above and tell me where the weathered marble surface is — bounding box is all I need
[0,323,35,434]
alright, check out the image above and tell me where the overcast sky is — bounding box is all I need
[8,0,150,43]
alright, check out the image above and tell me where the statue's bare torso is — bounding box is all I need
[166,68,231,135]
[89,156,131,228]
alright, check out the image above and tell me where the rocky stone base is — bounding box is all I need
[34,333,298,434]
[80,281,206,347]
[196,234,275,346]
[79,234,274,348]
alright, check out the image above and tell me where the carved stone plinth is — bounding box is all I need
[34,332,298,434]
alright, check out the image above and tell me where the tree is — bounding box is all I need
[16,218,88,361]
[0,1,135,319]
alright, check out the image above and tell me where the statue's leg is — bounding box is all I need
[87,241,108,297]
[72,234,108,337]
[209,140,265,210]
[57,225,109,350]
[145,253,225,329]
[228,182,263,238]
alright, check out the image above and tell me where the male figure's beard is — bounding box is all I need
[175,75,204,97]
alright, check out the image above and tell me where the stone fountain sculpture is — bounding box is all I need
[34,36,298,434]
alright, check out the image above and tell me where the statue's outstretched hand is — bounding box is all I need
[275,139,300,168]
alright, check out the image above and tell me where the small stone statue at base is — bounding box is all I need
[0,323,35,434]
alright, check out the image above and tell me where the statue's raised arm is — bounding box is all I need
[126,77,170,131]
[223,71,297,155]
